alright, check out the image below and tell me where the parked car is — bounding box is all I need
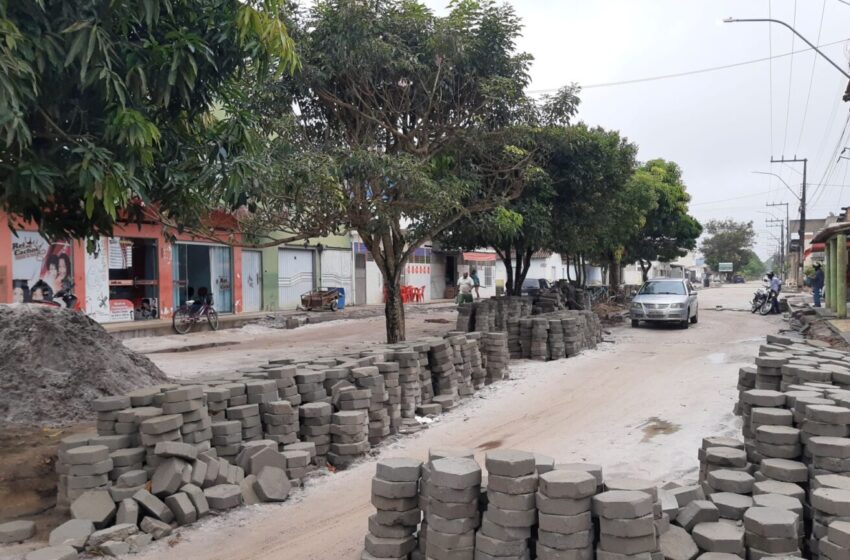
[521,278,550,297]
[732,275,746,284]
[630,278,698,329]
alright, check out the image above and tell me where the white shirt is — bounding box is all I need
[457,277,474,294]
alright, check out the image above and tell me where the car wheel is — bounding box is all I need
[631,320,639,328]
[690,311,698,324]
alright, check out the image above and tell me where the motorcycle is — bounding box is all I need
[751,284,771,314]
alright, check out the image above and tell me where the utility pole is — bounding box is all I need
[767,201,790,279]
[771,157,807,286]
[766,218,785,279]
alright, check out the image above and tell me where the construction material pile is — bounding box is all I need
[457,296,603,361]
[0,304,167,426]
[356,333,850,560]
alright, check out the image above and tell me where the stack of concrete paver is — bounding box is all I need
[328,409,369,469]
[225,404,259,461]
[422,453,482,560]
[744,506,801,558]
[428,339,458,412]
[298,402,332,465]
[507,317,522,358]
[412,342,435,407]
[482,332,509,384]
[594,489,658,560]
[477,450,537,559]
[547,318,565,360]
[530,318,550,360]
[362,457,421,560]
[263,400,299,447]
[536,468,596,560]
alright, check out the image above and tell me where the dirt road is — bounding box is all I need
[131,283,779,560]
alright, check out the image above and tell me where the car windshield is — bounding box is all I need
[522,279,540,288]
[638,281,686,295]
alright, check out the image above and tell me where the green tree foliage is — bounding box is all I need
[0,0,298,240]
[699,219,756,273]
[255,0,536,342]
[740,250,766,280]
[624,159,703,281]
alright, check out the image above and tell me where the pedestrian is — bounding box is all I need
[767,272,782,314]
[470,267,481,299]
[457,272,474,304]
[811,262,825,308]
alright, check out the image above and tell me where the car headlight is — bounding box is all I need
[631,303,642,309]
[670,303,685,309]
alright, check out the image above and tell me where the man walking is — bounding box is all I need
[470,267,481,299]
[811,262,825,308]
[457,272,474,304]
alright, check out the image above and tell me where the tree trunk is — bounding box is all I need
[498,245,514,295]
[566,255,573,283]
[608,253,621,288]
[383,277,405,343]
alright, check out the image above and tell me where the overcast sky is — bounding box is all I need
[422,0,850,259]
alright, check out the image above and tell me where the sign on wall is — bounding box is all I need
[11,231,74,305]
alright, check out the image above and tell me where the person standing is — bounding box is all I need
[457,272,474,304]
[811,262,825,308]
[470,267,481,299]
[768,272,782,314]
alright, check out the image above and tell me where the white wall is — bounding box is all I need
[365,258,383,305]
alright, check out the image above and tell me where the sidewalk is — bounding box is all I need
[104,300,456,339]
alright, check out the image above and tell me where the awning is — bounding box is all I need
[463,252,497,262]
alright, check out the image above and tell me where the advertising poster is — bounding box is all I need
[11,231,75,307]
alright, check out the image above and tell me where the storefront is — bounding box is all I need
[84,236,161,322]
[173,243,234,314]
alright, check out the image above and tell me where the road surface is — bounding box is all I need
[132,283,780,560]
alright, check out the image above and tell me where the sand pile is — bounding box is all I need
[0,304,168,426]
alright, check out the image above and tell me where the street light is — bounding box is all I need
[751,171,801,200]
[724,18,850,83]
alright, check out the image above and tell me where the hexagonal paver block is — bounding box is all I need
[807,405,850,425]
[828,520,850,548]
[132,489,174,523]
[375,457,421,482]
[600,514,654,538]
[86,523,138,548]
[372,477,417,499]
[535,454,556,474]
[180,483,210,518]
[709,493,753,521]
[429,457,481,489]
[706,470,754,494]
[752,480,805,502]
[743,390,785,407]
[139,517,171,540]
[363,534,416,558]
[691,522,745,555]
[815,474,850,491]
[253,466,291,502]
[151,457,187,497]
[429,447,475,462]
[554,463,604,486]
[669,485,705,507]
[751,408,794,426]
[660,525,700,560]
[164,492,197,525]
[760,459,807,483]
[24,546,79,560]
[248,447,288,476]
[751,493,803,516]
[676,500,720,531]
[592,491,654,520]
[809,437,850,458]
[0,520,35,543]
[485,449,536,478]
[64,445,110,466]
[756,426,800,446]
[540,470,597,500]
[154,441,198,461]
[705,447,747,468]
[605,478,658,501]
[204,484,243,510]
[70,489,116,529]
[812,488,850,516]
[48,519,94,550]
[743,507,798,538]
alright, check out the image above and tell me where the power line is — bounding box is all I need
[810,110,850,206]
[795,0,827,154]
[780,0,798,157]
[690,189,777,207]
[525,38,849,94]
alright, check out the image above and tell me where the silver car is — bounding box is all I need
[630,278,698,329]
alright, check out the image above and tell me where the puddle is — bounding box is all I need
[639,416,681,442]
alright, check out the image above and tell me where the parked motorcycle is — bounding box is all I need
[751,284,772,315]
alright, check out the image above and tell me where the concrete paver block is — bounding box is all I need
[691,522,745,556]
[704,447,747,468]
[759,459,807,483]
[139,517,172,540]
[48,519,94,550]
[24,546,79,560]
[180,483,210,517]
[376,457,422,482]
[115,499,138,526]
[809,437,850,458]
[86,523,138,548]
[537,510,593,535]
[154,441,198,461]
[828,520,850,548]
[752,481,805,502]
[488,473,539,495]
[64,445,110,466]
[706,470,754,494]
[599,533,657,555]
[151,457,187,497]
[204,484,243,510]
[536,492,592,516]
[813,488,850,516]
[743,507,798,538]
[605,478,658,501]
[540,470,597,500]
[254,466,292,502]
[593,491,654,520]
[709,493,752,521]
[659,525,700,560]
[485,449,536,477]
[676,500,720,532]
[70,489,116,529]
[554,463,604,486]
[98,540,130,557]
[600,514,655,538]
[429,457,481,489]
[363,533,416,558]
[165,492,198,525]
[372,477,418,499]
[0,520,36,543]
[132,489,175,523]
[248,448,288,476]
[669,485,705,507]
[126,532,152,553]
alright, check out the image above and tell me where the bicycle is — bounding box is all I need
[172,293,219,334]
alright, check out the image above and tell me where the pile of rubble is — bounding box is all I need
[354,333,850,560]
[457,296,603,361]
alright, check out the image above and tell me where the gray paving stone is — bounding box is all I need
[64,445,110,466]
[254,466,292,502]
[115,499,138,526]
[599,533,657,555]
[0,519,35,543]
[98,540,130,557]
[593,491,654,520]
[540,470,597,500]
[488,473,539,495]
[427,527,475,549]
[605,478,658,501]
[132,489,175,523]
[669,485,705,507]
[363,533,416,557]
[372,477,418,499]
[180,483,210,517]
[479,515,531,542]
[554,463,604,486]
[151,457,187,497]
[676,501,720,532]
[154,441,198,461]
[48,519,94,550]
[706,470,754,494]
[536,492,592,516]
[691,522,745,556]
[485,449,536,477]
[538,511,593,534]
[708,493,752,521]
[140,414,183,435]
[752,481,805,502]
[828,520,850,548]
[139,517,171,540]
[24,546,79,560]
[204,484,243,510]
[376,457,422,482]
[659,525,699,560]
[600,514,655,538]
[704,448,747,468]
[70,489,116,528]
[759,459,807,483]
[164,492,197,525]
[476,531,530,555]
[116,469,147,488]
[812,488,850,516]
[248,447,288,475]
[86,523,138,548]
[743,507,798,538]
[430,457,481,489]
[809,437,850,458]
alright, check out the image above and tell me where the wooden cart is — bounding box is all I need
[300,289,339,311]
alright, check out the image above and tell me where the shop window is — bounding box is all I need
[484,265,493,287]
[108,238,159,321]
